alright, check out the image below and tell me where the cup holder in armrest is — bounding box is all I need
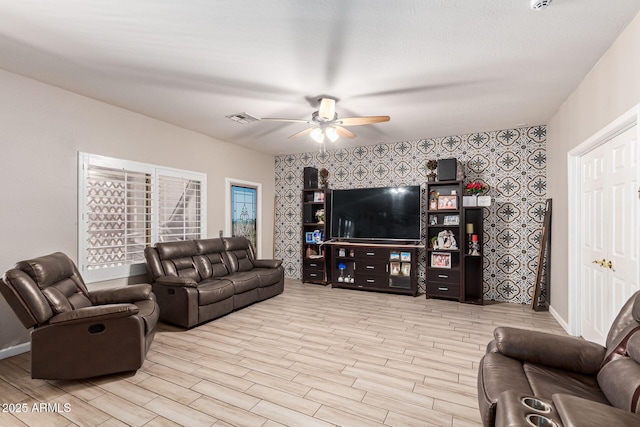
[521,397,552,413]
[526,413,559,427]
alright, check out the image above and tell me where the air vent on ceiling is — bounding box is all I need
[531,0,552,10]
[226,112,259,124]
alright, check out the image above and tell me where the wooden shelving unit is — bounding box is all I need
[425,180,484,303]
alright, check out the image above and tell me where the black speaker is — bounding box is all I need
[303,167,318,189]
[437,158,457,181]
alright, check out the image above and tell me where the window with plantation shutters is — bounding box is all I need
[158,175,202,242]
[79,153,207,282]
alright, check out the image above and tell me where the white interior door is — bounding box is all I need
[580,126,638,345]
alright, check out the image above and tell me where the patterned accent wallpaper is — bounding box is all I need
[274,126,546,304]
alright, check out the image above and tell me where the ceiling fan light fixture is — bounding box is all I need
[325,127,339,142]
[318,98,336,120]
[310,128,324,143]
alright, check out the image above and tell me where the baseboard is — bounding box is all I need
[0,342,30,360]
[549,304,574,336]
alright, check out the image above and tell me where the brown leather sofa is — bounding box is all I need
[477,291,640,427]
[0,252,159,380]
[144,236,284,328]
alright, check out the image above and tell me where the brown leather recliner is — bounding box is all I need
[0,252,159,380]
[477,291,640,427]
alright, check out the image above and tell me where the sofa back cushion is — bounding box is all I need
[194,238,229,279]
[155,240,201,281]
[602,291,640,366]
[222,237,254,272]
[10,252,92,317]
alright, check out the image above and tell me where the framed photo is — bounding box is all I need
[438,195,457,210]
[313,191,325,202]
[443,215,459,225]
[390,261,401,275]
[401,263,411,276]
[389,252,400,261]
[429,215,438,225]
[431,252,451,269]
[305,232,315,243]
[400,252,411,262]
[313,230,322,243]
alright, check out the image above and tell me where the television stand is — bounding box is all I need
[326,242,421,296]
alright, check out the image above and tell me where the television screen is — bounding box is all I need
[330,185,421,242]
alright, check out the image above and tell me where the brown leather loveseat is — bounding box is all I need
[477,291,640,427]
[144,236,284,328]
[0,252,159,380]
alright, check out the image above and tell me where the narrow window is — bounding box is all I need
[231,185,258,250]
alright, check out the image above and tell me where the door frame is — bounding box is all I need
[567,104,640,336]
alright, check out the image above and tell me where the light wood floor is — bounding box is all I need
[0,279,565,427]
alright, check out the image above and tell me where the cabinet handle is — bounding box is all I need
[367,279,375,283]
[366,265,375,269]
[366,252,375,256]
[309,263,317,267]
[438,287,449,291]
[310,273,318,277]
[438,274,449,278]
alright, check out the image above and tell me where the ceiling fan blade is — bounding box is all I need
[318,98,336,120]
[288,127,314,139]
[335,126,356,138]
[338,116,390,126]
[261,118,312,124]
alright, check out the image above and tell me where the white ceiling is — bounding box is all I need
[1,1,639,155]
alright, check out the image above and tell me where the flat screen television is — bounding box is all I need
[330,185,422,242]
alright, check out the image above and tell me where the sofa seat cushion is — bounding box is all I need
[197,279,234,306]
[133,298,159,335]
[225,272,260,294]
[523,362,610,405]
[251,267,284,288]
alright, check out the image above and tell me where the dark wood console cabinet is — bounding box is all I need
[330,243,418,296]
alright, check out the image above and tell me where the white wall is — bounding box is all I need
[546,12,640,324]
[0,70,275,353]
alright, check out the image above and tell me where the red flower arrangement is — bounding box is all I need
[465,180,489,195]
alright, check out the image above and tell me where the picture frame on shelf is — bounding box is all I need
[390,261,401,275]
[390,252,400,261]
[401,263,411,276]
[313,230,322,243]
[438,195,458,210]
[443,215,459,225]
[431,252,451,269]
[429,215,438,225]
[305,232,315,243]
[400,252,411,262]
[313,191,325,202]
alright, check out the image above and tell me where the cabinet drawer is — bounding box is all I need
[427,282,460,298]
[354,247,389,260]
[356,261,387,275]
[427,269,460,284]
[354,273,389,289]
[304,259,325,270]
[303,269,325,282]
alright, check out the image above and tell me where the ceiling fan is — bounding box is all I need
[260,97,390,144]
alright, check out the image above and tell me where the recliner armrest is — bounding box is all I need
[153,276,199,288]
[493,326,605,375]
[252,259,283,269]
[49,304,139,325]
[553,393,640,427]
[89,283,152,305]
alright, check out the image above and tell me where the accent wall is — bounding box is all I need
[275,126,547,304]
